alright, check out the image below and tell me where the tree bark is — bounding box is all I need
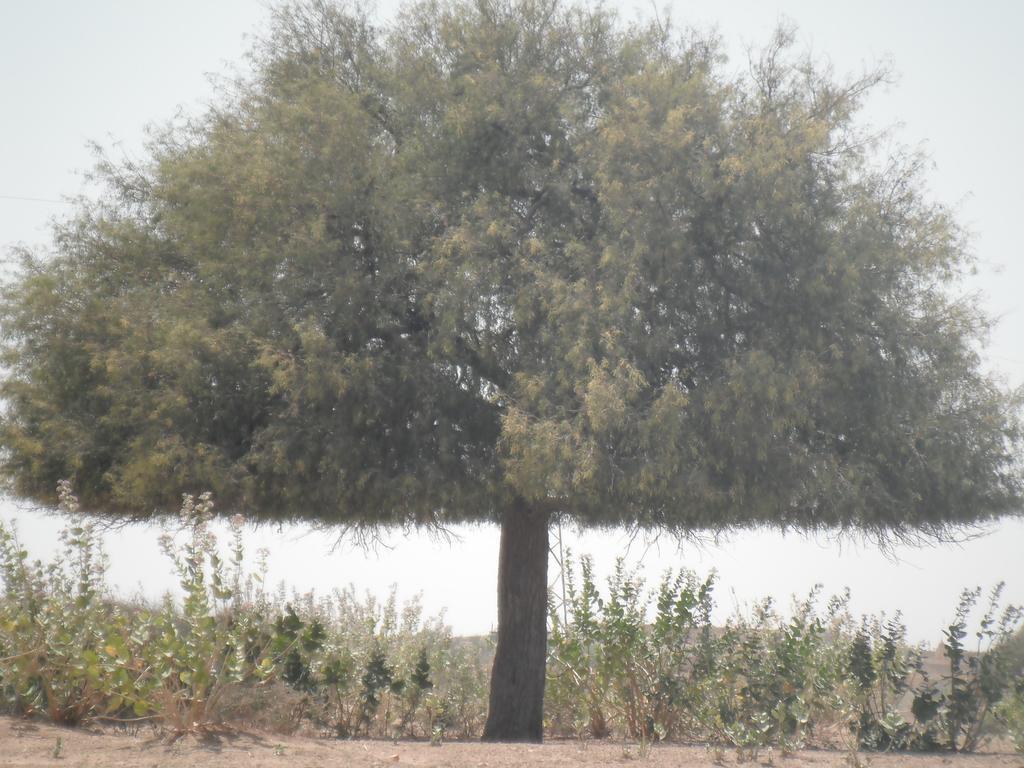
[481,500,549,742]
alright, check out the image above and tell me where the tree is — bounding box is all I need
[1,0,1021,742]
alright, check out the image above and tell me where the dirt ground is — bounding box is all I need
[1,717,1021,768]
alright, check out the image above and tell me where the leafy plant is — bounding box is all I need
[997,680,1024,752]
[396,648,434,734]
[937,584,1023,751]
[0,481,141,723]
[266,585,475,739]
[547,556,720,745]
[546,553,609,741]
[3,487,1021,751]
[845,615,927,749]
[138,494,273,737]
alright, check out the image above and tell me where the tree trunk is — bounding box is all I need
[482,500,549,742]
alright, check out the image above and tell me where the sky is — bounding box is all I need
[0,0,1022,644]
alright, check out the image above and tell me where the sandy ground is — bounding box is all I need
[1,717,1021,768]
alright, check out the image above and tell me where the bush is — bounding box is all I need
[266,586,485,739]
[134,494,274,735]
[546,556,717,743]
[0,485,487,738]
[935,584,1023,751]
[2,483,1021,751]
[0,481,140,723]
[545,553,1023,753]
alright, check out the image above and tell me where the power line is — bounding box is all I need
[0,195,71,205]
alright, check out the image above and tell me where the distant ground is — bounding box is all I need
[1,717,1020,768]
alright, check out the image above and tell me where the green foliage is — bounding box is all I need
[546,554,1024,753]
[0,481,139,723]
[995,627,1024,752]
[547,554,609,740]
[546,556,735,747]
[998,680,1024,753]
[2,487,1021,751]
[1,0,1019,543]
[4,0,1021,738]
[936,584,1023,751]
[713,588,855,755]
[845,615,932,750]
[0,485,481,738]
[265,586,478,739]
[135,493,275,735]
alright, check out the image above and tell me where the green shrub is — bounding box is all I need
[264,585,485,739]
[842,613,941,750]
[997,680,1024,752]
[544,553,1023,754]
[2,483,1021,751]
[715,589,847,755]
[0,481,140,723]
[547,556,721,745]
[934,584,1023,751]
[135,494,274,736]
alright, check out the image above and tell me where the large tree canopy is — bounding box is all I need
[1,0,1021,741]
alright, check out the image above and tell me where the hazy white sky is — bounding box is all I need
[1,0,1022,643]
